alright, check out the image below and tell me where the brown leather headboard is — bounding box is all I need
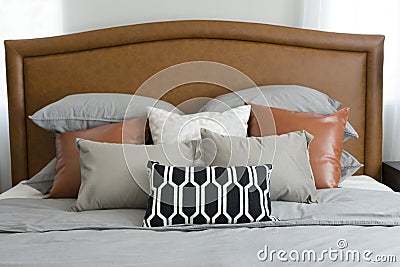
[5,20,384,185]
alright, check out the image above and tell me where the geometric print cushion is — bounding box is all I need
[143,161,277,227]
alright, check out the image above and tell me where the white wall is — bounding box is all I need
[62,0,304,33]
[0,0,62,192]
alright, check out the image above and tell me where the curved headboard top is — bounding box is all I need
[5,20,384,185]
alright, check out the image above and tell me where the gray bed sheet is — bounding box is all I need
[1,188,399,266]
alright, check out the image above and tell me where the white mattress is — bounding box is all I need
[0,175,393,200]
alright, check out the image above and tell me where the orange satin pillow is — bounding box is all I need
[248,103,349,189]
[48,117,149,198]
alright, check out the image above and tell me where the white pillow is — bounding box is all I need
[147,105,251,144]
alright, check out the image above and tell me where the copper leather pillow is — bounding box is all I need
[49,117,149,198]
[248,103,349,189]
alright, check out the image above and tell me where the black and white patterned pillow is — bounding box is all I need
[143,161,276,227]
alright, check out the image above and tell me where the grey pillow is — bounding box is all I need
[23,159,56,194]
[340,150,363,181]
[29,93,182,132]
[71,139,197,211]
[199,85,358,141]
[198,128,318,203]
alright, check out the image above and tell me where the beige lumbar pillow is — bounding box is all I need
[72,139,197,211]
[198,128,318,203]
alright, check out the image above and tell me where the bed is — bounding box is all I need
[3,20,399,266]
